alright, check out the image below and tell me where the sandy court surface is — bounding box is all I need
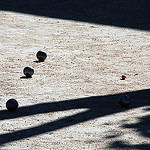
[0,10,150,149]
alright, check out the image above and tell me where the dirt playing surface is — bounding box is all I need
[0,4,150,150]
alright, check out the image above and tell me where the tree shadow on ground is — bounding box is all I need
[0,0,150,31]
[109,141,150,150]
[107,100,150,150]
[0,89,149,147]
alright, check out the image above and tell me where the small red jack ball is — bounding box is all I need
[121,75,126,80]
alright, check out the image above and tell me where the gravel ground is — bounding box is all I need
[0,2,150,149]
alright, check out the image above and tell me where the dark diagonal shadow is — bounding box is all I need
[0,0,150,31]
[0,89,149,146]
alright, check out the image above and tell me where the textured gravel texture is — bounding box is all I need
[0,2,150,149]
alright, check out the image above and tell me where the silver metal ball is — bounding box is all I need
[23,66,34,77]
[36,50,47,62]
[119,94,131,107]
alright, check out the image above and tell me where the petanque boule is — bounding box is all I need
[6,99,18,112]
[23,66,34,78]
[119,94,131,108]
[36,50,47,62]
